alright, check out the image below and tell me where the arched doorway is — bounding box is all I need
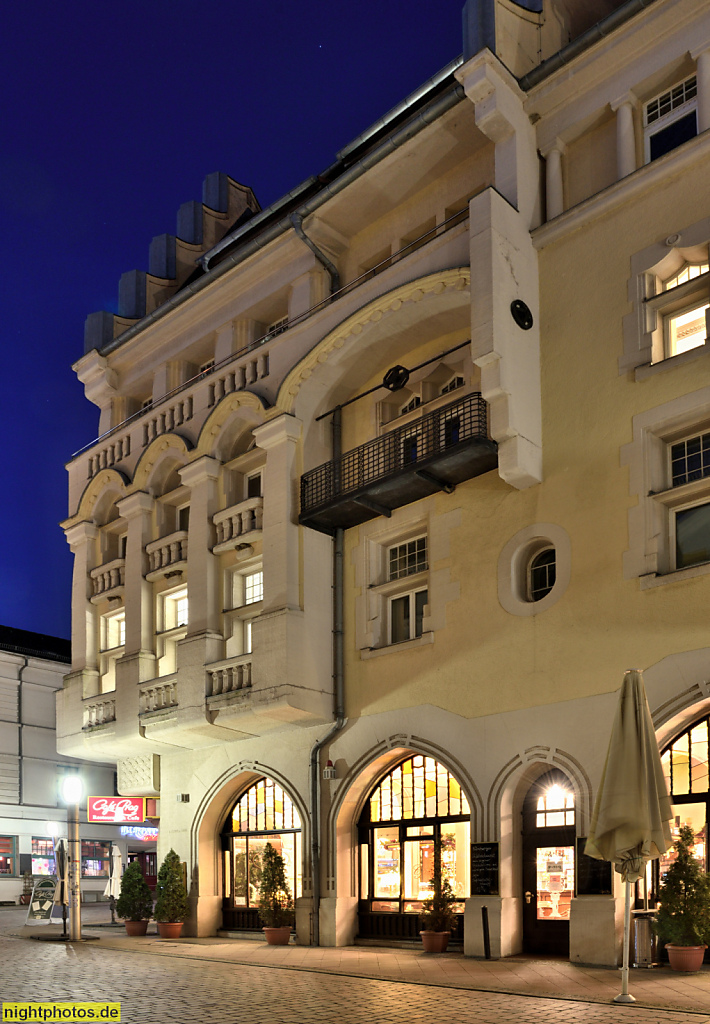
[221,776,302,931]
[522,769,575,955]
[357,754,470,942]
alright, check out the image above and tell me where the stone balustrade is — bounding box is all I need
[87,434,131,479]
[206,657,253,696]
[90,558,125,600]
[83,697,116,730]
[139,679,178,714]
[142,397,193,446]
[145,530,187,578]
[207,354,269,408]
[213,497,264,550]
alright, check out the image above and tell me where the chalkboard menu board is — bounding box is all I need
[471,842,499,896]
[575,837,613,895]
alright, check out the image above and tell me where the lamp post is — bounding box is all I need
[61,774,83,942]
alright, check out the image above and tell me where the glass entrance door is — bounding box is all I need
[522,772,575,956]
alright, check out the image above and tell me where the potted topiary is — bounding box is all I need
[154,849,189,939]
[419,836,457,953]
[258,842,294,945]
[655,825,710,972]
[116,860,153,936]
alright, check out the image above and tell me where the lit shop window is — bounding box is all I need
[0,836,16,875]
[31,838,56,875]
[81,841,110,877]
[222,777,302,912]
[656,716,709,882]
[360,756,470,915]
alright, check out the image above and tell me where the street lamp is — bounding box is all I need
[61,773,84,942]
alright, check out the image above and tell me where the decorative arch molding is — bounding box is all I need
[74,468,129,524]
[195,390,268,462]
[189,759,311,899]
[487,745,593,843]
[275,268,471,417]
[132,432,193,493]
[326,734,483,898]
[640,648,710,747]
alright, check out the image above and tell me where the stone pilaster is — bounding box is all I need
[117,490,156,678]
[253,415,303,613]
[611,93,637,180]
[64,521,99,675]
[179,456,222,635]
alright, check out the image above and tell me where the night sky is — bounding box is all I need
[2,0,464,640]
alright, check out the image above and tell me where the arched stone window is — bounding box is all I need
[357,755,470,940]
[221,777,302,931]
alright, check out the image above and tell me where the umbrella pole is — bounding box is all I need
[614,879,636,1004]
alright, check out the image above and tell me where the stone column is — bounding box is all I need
[179,456,222,635]
[611,93,637,179]
[692,45,710,133]
[542,141,565,221]
[116,491,155,669]
[253,415,302,614]
[64,521,99,676]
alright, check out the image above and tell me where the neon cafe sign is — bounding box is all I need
[120,825,159,842]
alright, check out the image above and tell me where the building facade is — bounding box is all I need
[0,626,134,904]
[57,0,710,963]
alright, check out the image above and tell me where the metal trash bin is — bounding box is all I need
[632,910,657,967]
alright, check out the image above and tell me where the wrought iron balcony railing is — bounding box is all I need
[300,392,497,533]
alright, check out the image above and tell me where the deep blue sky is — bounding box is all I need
[1,0,464,640]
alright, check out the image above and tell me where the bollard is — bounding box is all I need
[481,905,491,959]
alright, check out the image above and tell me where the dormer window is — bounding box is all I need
[440,375,464,396]
[400,396,421,416]
[644,76,698,162]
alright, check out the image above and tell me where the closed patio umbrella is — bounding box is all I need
[53,838,69,937]
[585,669,673,1003]
[104,845,122,923]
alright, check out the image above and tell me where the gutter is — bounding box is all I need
[519,0,659,90]
[18,657,27,805]
[308,407,346,946]
[290,213,340,295]
[96,78,465,359]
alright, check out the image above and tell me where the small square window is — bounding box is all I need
[244,571,263,605]
[390,589,427,644]
[388,538,427,581]
[675,502,710,569]
[246,472,262,499]
[665,301,709,357]
[671,433,710,487]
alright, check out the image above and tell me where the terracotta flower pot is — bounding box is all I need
[420,930,450,953]
[666,944,707,972]
[124,920,149,936]
[157,921,184,939]
[263,926,291,945]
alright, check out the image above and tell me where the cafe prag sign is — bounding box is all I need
[87,797,146,823]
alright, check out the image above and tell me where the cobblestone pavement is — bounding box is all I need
[1,930,709,1024]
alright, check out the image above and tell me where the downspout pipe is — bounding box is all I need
[309,406,346,946]
[17,657,27,805]
[290,213,340,295]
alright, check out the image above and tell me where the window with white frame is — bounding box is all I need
[620,220,710,374]
[644,75,698,163]
[100,608,125,692]
[246,471,262,499]
[528,548,557,602]
[225,567,263,658]
[389,588,428,644]
[157,585,188,676]
[622,396,710,588]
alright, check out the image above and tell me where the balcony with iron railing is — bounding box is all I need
[299,393,497,533]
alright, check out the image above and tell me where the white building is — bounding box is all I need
[0,625,138,903]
